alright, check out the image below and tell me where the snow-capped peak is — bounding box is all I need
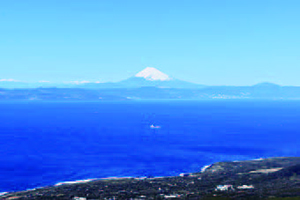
[135,67,171,81]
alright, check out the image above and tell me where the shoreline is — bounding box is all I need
[0,175,187,196]
[2,157,300,199]
[0,165,212,196]
[0,157,271,195]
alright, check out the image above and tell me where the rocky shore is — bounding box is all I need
[2,157,300,199]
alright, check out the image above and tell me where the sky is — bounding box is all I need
[0,0,300,86]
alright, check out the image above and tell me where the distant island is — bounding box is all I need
[1,68,300,100]
[2,157,300,199]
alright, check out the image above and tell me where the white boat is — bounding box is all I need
[150,124,161,129]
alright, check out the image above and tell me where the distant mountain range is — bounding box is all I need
[69,67,205,89]
[1,67,300,100]
[0,67,287,89]
[1,67,203,89]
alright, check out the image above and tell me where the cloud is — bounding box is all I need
[79,81,91,84]
[0,79,19,82]
[68,80,91,84]
[64,80,102,84]
[38,80,50,83]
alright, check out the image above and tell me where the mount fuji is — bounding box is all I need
[83,67,202,89]
[2,68,300,100]
[134,67,171,81]
[0,67,202,89]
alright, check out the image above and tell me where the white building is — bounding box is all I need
[237,185,255,189]
[215,185,235,191]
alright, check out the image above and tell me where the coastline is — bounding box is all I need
[2,157,300,199]
[1,161,216,195]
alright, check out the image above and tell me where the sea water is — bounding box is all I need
[0,100,300,192]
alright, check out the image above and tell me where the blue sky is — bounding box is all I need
[1,0,300,85]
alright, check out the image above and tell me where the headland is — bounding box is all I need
[2,157,300,199]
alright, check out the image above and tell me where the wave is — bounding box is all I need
[0,192,8,196]
[55,179,96,186]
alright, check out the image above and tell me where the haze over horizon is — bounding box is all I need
[1,0,300,86]
[0,67,289,87]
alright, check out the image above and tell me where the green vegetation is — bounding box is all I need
[2,157,300,199]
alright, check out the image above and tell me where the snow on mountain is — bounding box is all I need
[135,67,171,81]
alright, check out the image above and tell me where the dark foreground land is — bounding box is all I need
[2,157,300,200]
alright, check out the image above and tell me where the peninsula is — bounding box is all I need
[2,157,300,199]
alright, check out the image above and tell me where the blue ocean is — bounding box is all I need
[1,100,300,192]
